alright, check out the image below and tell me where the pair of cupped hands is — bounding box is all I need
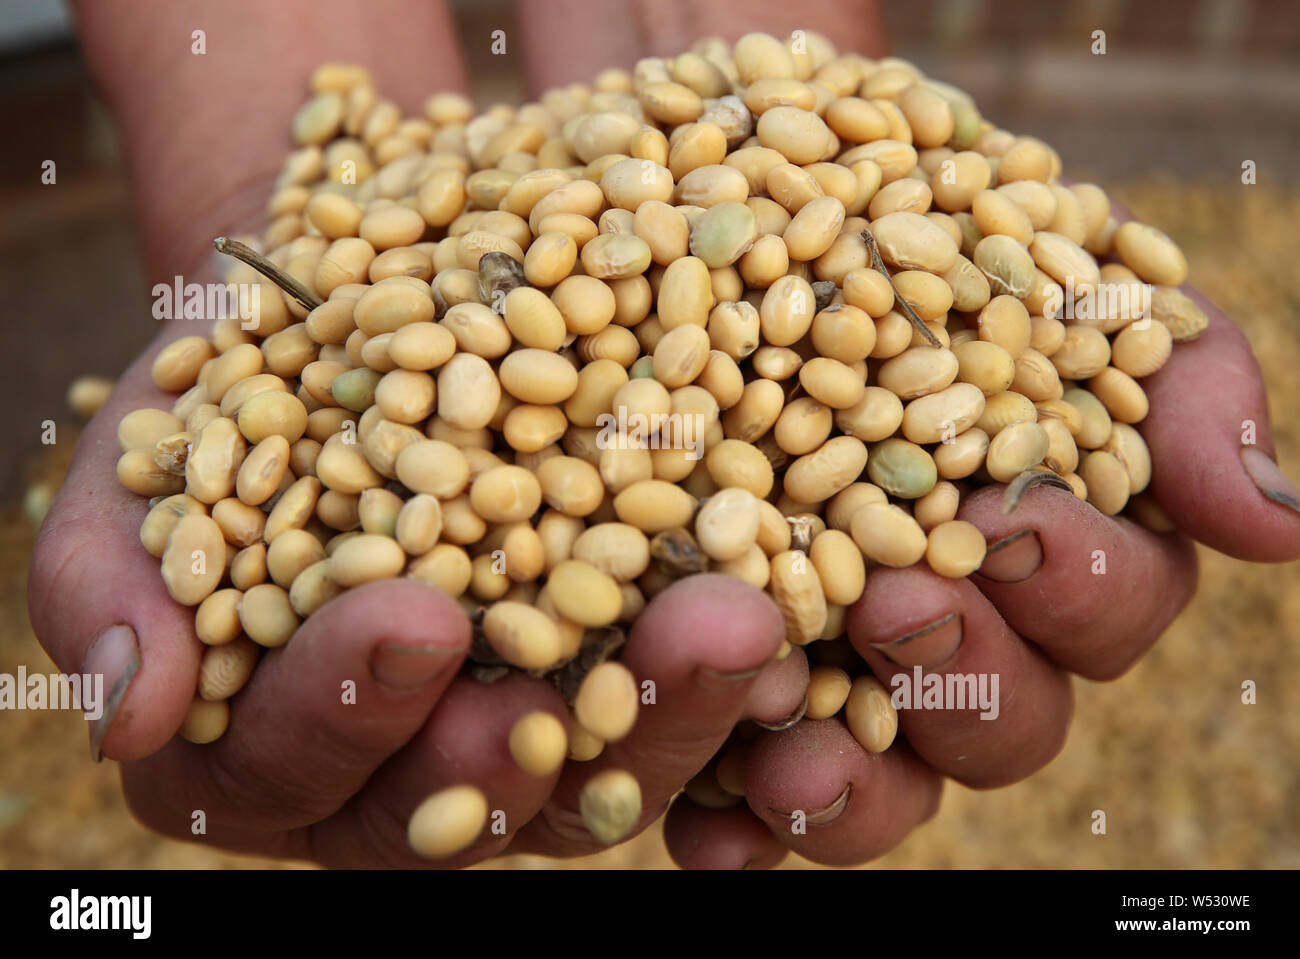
[29,257,1300,870]
[35,0,1300,869]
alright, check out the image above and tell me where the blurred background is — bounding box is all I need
[1,0,1297,868]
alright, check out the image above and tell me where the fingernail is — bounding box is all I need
[978,528,1043,583]
[770,782,852,826]
[752,692,808,731]
[84,625,140,763]
[371,642,462,691]
[1241,448,1300,514]
[696,663,766,692]
[868,611,962,669]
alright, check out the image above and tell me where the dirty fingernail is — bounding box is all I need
[868,611,962,668]
[84,624,140,763]
[1241,447,1300,514]
[752,692,808,731]
[769,782,852,826]
[371,642,462,691]
[978,528,1043,583]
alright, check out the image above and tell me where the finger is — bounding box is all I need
[28,336,206,762]
[848,563,1074,787]
[744,645,809,728]
[959,484,1198,679]
[663,797,787,870]
[306,671,567,868]
[743,720,943,866]
[513,574,785,857]
[1140,294,1300,562]
[120,579,470,845]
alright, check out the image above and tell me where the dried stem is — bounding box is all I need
[860,229,944,349]
[213,236,323,312]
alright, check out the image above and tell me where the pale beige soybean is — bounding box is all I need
[931,151,991,213]
[934,426,990,479]
[783,196,846,262]
[552,275,618,335]
[357,487,403,537]
[877,346,959,400]
[797,357,865,410]
[826,482,888,532]
[768,550,828,645]
[469,465,542,524]
[759,275,816,346]
[892,270,954,322]
[971,189,1033,244]
[407,543,473,597]
[867,177,933,219]
[657,256,714,330]
[391,494,442,556]
[195,588,243,646]
[832,386,902,443]
[694,350,745,410]
[304,298,357,346]
[498,290,565,353]
[564,359,629,428]
[161,513,226,605]
[1111,319,1173,378]
[694,487,761,561]
[1088,367,1149,424]
[755,106,831,164]
[754,499,793,557]
[1077,449,1131,515]
[392,439,469,499]
[1040,416,1079,474]
[707,301,761,360]
[1150,285,1209,342]
[1029,314,1067,356]
[688,201,757,269]
[497,349,580,405]
[327,532,406,588]
[612,479,697,533]
[574,661,640,742]
[435,353,500,431]
[784,436,869,504]
[536,509,584,574]
[314,432,382,494]
[359,205,426,251]
[117,408,184,454]
[810,529,866,605]
[902,382,986,444]
[765,161,825,214]
[579,768,642,844]
[825,96,891,142]
[1011,348,1063,402]
[772,397,833,456]
[152,337,216,392]
[361,419,423,479]
[652,324,711,388]
[580,233,653,280]
[305,407,357,444]
[264,476,322,542]
[718,379,780,442]
[197,635,260,701]
[441,302,511,359]
[408,784,488,860]
[211,497,266,547]
[306,193,364,239]
[599,444,654,496]
[572,523,651,582]
[845,675,899,752]
[266,528,327,589]
[985,420,1051,482]
[229,542,266,590]
[185,417,246,504]
[952,339,1015,396]
[867,437,938,499]
[897,83,955,147]
[913,480,961,532]
[353,279,435,336]
[509,711,568,777]
[851,502,926,568]
[870,211,958,274]
[315,238,377,297]
[810,303,876,365]
[925,520,986,578]
[1051,325,1111,380]
[546,559,623,626]
[386,322,456,372]
[806,666,852,720]
[1113,222,1188,286]
[140,494,205,558]
[1059,389,1113,449]
[1030,231,1101,292]
[674,164,750,208]
[977,295,1032,360]
[536,455,605,517]
[1101,422,1152,495]
[973,234,1036,299]
[179,697,230,744]
[705,439,774,498]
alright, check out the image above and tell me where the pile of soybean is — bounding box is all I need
[114,32,1207,857]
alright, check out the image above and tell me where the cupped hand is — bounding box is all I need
[664,290,1300,869]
